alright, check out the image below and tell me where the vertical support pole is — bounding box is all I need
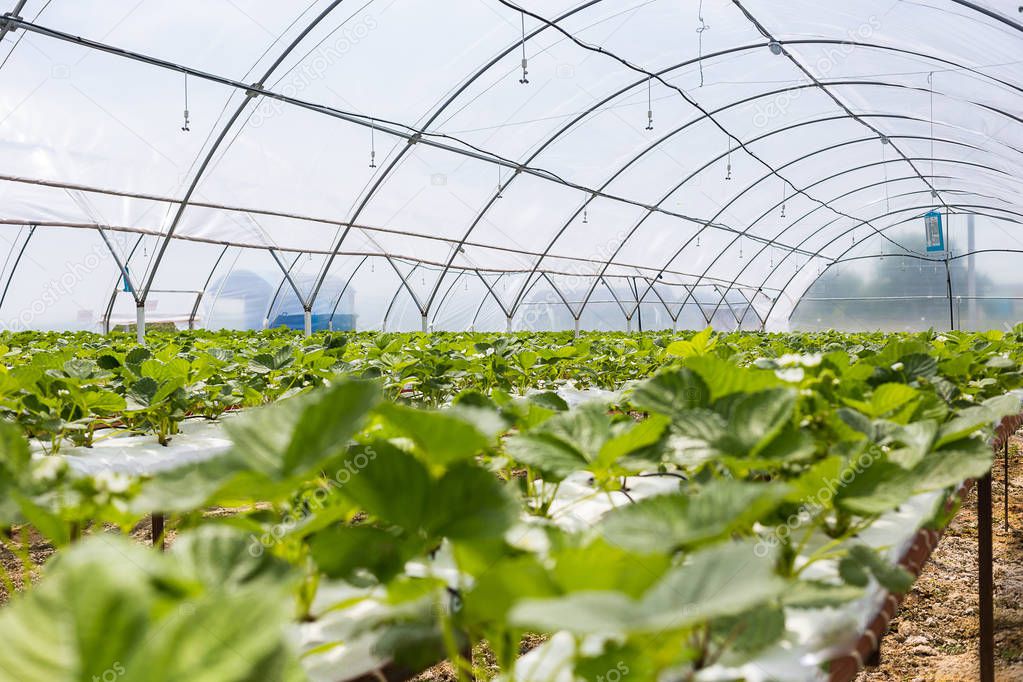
[303,309,313,337]
[505,316,512,333]
[421,313,429,333]
[967,213,976,328]
[573,317,580,338]
[944,257,955,332]
[978,470,994,682]
[1005,440,1010,533]
[626,317,632,333]
[135,302,145,345]
[151,513,165,551]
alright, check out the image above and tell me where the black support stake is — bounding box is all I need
[978,472,994,682]
[1006,440,1011,533]
[151,513,165,551]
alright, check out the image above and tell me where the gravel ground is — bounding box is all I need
[856,434,1023,682]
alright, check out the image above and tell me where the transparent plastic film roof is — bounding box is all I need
[0,0,1021,333]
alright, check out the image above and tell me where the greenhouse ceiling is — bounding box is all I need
[0,0,1021,334]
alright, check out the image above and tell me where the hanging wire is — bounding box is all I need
[780,181,787,218]
[496,166,503,198]
[645,78,654,131]
[582,205,589,224]
[927,71,936,198]
[725,139,733,181]
[369,119,377,168]
[695,0,710,88]
[181,73,191,132]
[518,14,529,84]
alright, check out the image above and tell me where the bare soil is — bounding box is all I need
[857,434,1023,682]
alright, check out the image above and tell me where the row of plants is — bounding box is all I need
[0,327,1020,680]
[4,326,1021,452]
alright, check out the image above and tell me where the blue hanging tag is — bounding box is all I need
[924,211,945,252]
[122,266,133,293]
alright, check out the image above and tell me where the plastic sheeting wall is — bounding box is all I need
[0,1,1020,333]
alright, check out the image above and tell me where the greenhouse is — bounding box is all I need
[0,0,1019,335]
[1,2,1023,682]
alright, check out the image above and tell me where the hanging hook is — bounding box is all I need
[369,119,377,168]
[518,14,529,84]
[181,73,190,132]
[645,78,654,131]
[695,0,710,88]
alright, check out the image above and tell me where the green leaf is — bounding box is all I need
[427,462,516,540]
[504,433,588,482]
[225,379,379,480]
[629,368,710,417]
[510,541,786,635]
[311,525,410,582]
[600,481,787,553]
[685,356,781,402]
[336,442,431,530]
[376,401,492,466]
[723,388,796,458]
[841,545,914,594]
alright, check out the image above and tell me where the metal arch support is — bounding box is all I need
[640,137,1014,318]
[381,262,421,332]
[268,249,310,311]
[264,251,304,324]
[428,269,469,329]
[473,269,514,319]
[470,272,505,330]
[573,144,998,328]
[385,255,428,316]
[730,166,1023,315]
[3,7,1018,314]
[537,273,578,319]
[311,26,1023,314]
[697,168,1014,323]
[8,11,1021,297]
[645,279,681,323]
[94,226,139,304]
[493,2,1023,309]
[762,203,1023,326]
[773,213,1023,329]
[0,223,35,315]
[730,200,1021,326]
[306,0,611,310]
[599,276,632,325]
[421,55,828,319]
[327,255,369,331]
[102,233,145,333]
[504,75,1023,320]
[137,1,348,305]
[187,244,231,330]
[731,0,949,210]
[715,178,1019,320]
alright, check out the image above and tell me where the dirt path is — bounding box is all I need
[857,435,1023,682]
